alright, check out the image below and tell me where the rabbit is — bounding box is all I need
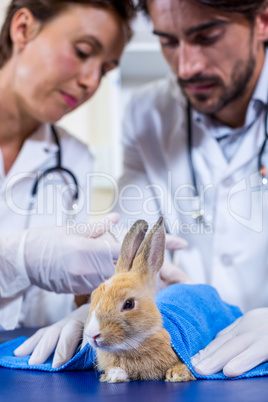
[82,217,196,383]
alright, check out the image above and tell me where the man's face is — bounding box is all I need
[148,0,265,116]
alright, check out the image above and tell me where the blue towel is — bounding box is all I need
[0,284,268,379]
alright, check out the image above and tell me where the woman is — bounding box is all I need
[0,0,135,329]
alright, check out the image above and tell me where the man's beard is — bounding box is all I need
[178,49,256,116]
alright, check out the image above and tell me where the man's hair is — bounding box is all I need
[0,0,136,68]
[138,0,267,19]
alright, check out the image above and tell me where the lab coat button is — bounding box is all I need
[221,254,233,267]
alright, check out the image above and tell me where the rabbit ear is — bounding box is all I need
[133,217,166,277]
[115,220,149,273]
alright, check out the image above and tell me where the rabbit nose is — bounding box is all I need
[93,334,101,346]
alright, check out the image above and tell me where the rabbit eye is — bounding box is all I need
[122,299,135,311]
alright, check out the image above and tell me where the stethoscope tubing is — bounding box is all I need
[25,125,80,229]
[187,101,198,196]
[187,101,268,195]
[30,125,79,201]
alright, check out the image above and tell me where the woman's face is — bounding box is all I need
[10,5,127,123]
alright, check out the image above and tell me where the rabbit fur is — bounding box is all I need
[83,217,195,383]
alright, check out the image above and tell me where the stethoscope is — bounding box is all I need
[258,104,268,185]
[187,100,268,223]
[25,125,79,228]
[187,101,205,223]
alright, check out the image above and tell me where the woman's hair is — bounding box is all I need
[138,0,267,19]
[0,0,136,68]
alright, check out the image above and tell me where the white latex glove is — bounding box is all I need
[0,213,120,298]
[157,234,193,290]
[14,304,90,368]
[191,308,268,377]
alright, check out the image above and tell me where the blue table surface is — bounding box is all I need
[0,329,267,402]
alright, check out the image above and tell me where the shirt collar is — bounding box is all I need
[26,123,59,154]
[0,124,58,180]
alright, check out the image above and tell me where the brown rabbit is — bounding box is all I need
[83,217,195,383]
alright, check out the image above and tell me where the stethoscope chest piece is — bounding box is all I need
[191,195,205,223]
[71,202,79,212]
[260,165,268,185]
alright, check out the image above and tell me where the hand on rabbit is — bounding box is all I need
[191,308,268,377]
[14,304,89,368]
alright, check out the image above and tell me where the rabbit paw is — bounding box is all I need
[165,363,196,382]
[100,367,130,383]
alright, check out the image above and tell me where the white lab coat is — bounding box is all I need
[0,124,94,329]
[115,75,268,313]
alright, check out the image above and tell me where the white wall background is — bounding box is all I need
[0,0,9,26]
